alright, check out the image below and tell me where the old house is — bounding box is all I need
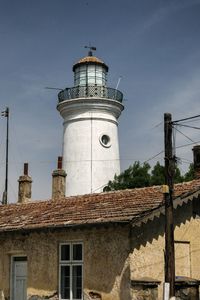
[0,156,200,300]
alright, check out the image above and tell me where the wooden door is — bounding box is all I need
[12,257,27,300]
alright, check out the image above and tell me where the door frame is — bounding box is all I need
[10,255,27,300]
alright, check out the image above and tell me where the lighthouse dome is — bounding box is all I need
[73,55,108,72]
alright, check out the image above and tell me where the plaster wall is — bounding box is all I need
[58,98,123,196]
[130,201,200,299]
[0,225,130,300]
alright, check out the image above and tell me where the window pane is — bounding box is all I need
[88,77,95,84]
[80,66,86,71]
[96,71,102,77]
[87,65,95,71]
[80,78,86,85]
[96,65,102,71]
[80,72,86,78]
[61,266,70,299]
[72,265,82,299]
[61,244,70,261]
[88,70,95,74]
[96,78,102,85]
[73,244,82,261]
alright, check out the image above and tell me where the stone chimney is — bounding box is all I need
[52,156,66,200]
[192,145,200,179]
[18,163,32,203]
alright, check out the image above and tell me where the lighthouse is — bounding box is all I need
[57,48,124,196]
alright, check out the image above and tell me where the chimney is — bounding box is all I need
[18,163,32,203]
[193,145,200,179]
[52,156,66,200]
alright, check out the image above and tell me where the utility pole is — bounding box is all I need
[2,107,9,205]
[164,113,175,297]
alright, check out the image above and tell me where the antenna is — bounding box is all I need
[45,87,63,91]
[84,45,96,56]
[115,76,122,90]
[1,107,9,205]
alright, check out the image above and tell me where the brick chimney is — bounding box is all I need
[192,145,200,179]
[52,156,66,200]
[18,163,32,203]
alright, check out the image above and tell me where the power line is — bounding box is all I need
[173,113,200,124]
[173,126,198,145]
[176,124,200,130]
[175,140,200,149]
[142,150,164,164]
[179,117,200,124]
[152,121,163,129]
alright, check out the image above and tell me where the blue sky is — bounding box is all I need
[0,0,200,201]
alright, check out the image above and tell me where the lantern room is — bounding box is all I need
[72,54,109,87]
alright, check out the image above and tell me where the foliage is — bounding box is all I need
[105,161,151,191]
[150,162,165,186]
[105,161,194,191]
[184,163,195,182]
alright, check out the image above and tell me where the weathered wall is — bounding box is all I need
[0,225,131,300]
[130,200,200,299]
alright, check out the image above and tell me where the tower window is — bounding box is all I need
[100,134,111,148]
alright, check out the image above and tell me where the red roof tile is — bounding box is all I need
[0,180,200,233]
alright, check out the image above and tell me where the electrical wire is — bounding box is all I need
[178,117,200,124]
[173,113,200,124]
[142,150,164,164]
[172,126,176,158]
[173,126,198,145]
[175,140,200,149]
[152,121,163,129]
[175,124,200,130]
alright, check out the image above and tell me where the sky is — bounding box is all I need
[0,0,200,202]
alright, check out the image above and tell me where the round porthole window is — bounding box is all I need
[100,134,111,148]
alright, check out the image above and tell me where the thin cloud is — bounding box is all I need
[135,0,200,36]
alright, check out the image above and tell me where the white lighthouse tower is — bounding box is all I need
[57,48,124,196]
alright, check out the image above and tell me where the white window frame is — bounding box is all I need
[59,242,83,300]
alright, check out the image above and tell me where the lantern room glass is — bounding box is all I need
[74,64,107,86]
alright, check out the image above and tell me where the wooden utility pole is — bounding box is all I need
[2,107,9,205]
[164,113,175,297]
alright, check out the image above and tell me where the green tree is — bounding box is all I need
[174,165,184,183]
[105,161,186,191]
[184,163,195,182]
[150,162,165,186]
[106,161,151,191]
[150,161,183,186]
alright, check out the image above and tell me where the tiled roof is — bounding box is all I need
[0,180,200,233]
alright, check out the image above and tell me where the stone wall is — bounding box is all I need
[175,277,200,300]
[131,279,160,300]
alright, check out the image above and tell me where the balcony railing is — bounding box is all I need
[58,85,123,103]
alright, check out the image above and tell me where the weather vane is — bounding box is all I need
[84,45,96,56]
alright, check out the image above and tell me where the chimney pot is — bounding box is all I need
[52,157,66,200]
[24,163,28,175]
[57,156,63,169]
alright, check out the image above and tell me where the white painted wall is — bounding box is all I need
[57,98,123,196]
